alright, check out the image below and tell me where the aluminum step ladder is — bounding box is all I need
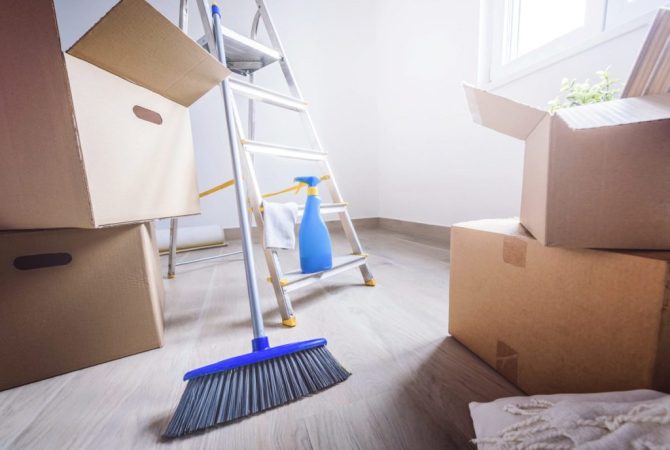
[170,0,375,326]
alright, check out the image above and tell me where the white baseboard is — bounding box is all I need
[161,218,451,250]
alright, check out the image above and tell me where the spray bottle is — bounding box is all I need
[295,176,333,273]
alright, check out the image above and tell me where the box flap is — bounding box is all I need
[453,218,532,239]
[68,0,230,107]
[463,83,547,140]
[555,93,670,129]
[623,7,670,98]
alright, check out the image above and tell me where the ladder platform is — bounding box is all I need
[297,202,347,217]
[198,27,280,75]
[281,254,368,293]
[230,79,307,111]
[242,140,327,160]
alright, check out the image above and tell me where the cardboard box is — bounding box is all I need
[463,85,670,249]
[0,0,231,229]
[622,7,670,98]
[448,218,670,394]
[0,223,165,391]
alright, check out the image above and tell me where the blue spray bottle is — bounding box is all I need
[295,176,333,273]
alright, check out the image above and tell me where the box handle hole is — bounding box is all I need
[133,105,163,125]
[14,253,73,271]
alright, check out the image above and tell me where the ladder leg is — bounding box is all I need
[238,131,296,325]
[263,248,296,326]
[321,162,375,285]
[339,210,375,285]
[238,106,296,325]
[167,217,179,279]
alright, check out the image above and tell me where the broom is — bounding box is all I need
[163,3,350,439]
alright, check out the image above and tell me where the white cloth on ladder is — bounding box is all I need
[263,201,298,250]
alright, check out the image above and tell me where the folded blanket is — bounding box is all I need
[470,390,670,449]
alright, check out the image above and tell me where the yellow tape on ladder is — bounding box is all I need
[198,175,331,200]
[199,179,235,198]
[262,182,305,199]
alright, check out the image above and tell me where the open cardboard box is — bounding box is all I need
[0,223,164,391]
[464,85,670,249]
[465,8,670,250]
[0,0,231,229]
[449,218,670,395]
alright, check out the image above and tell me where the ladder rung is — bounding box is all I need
[281,254,368,293]
[230,79,307,111]
[297,203,347,217]
[198,27,281,75]
[242,140,326,161]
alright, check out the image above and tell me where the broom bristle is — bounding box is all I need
[163,345,350,439]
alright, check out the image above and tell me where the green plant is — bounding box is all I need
[548,69,620,113]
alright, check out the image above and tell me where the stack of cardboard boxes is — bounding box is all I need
[450,10,670,395]
[0,0,229,391]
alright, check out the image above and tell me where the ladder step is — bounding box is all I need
[242,140,326,161]
[198,27,281,75]
[230,79,307,111]
[297,203,347,217]
[280,254,368,293]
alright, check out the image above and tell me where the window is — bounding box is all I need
[479,0,669,87]
[511,0,588,60]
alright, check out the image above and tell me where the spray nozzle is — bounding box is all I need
[294,176,321,187]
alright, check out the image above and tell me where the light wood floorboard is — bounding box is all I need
[0,228,521,449]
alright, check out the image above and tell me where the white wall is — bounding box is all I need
[373,1,650,227]
[54,0,651,230]
[375,0,524,226]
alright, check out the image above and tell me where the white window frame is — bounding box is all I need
[478,0,665,89]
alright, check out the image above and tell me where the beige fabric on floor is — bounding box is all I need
[470,390,670,449]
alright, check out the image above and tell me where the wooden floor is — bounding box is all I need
[0,227,521,449]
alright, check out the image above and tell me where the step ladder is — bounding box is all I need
[170,0,375,326]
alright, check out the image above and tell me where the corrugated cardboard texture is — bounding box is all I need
[449,219,670,394]
[0,224,164,391]
[66,54,200,226]
[0,0,92,229]
[68,0,230,107]
[545,114,670,248]
[557,93,670,129]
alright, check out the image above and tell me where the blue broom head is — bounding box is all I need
[164,337,350,439]
[183,337,325,381]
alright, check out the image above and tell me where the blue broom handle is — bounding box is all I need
[212,4,265,340]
